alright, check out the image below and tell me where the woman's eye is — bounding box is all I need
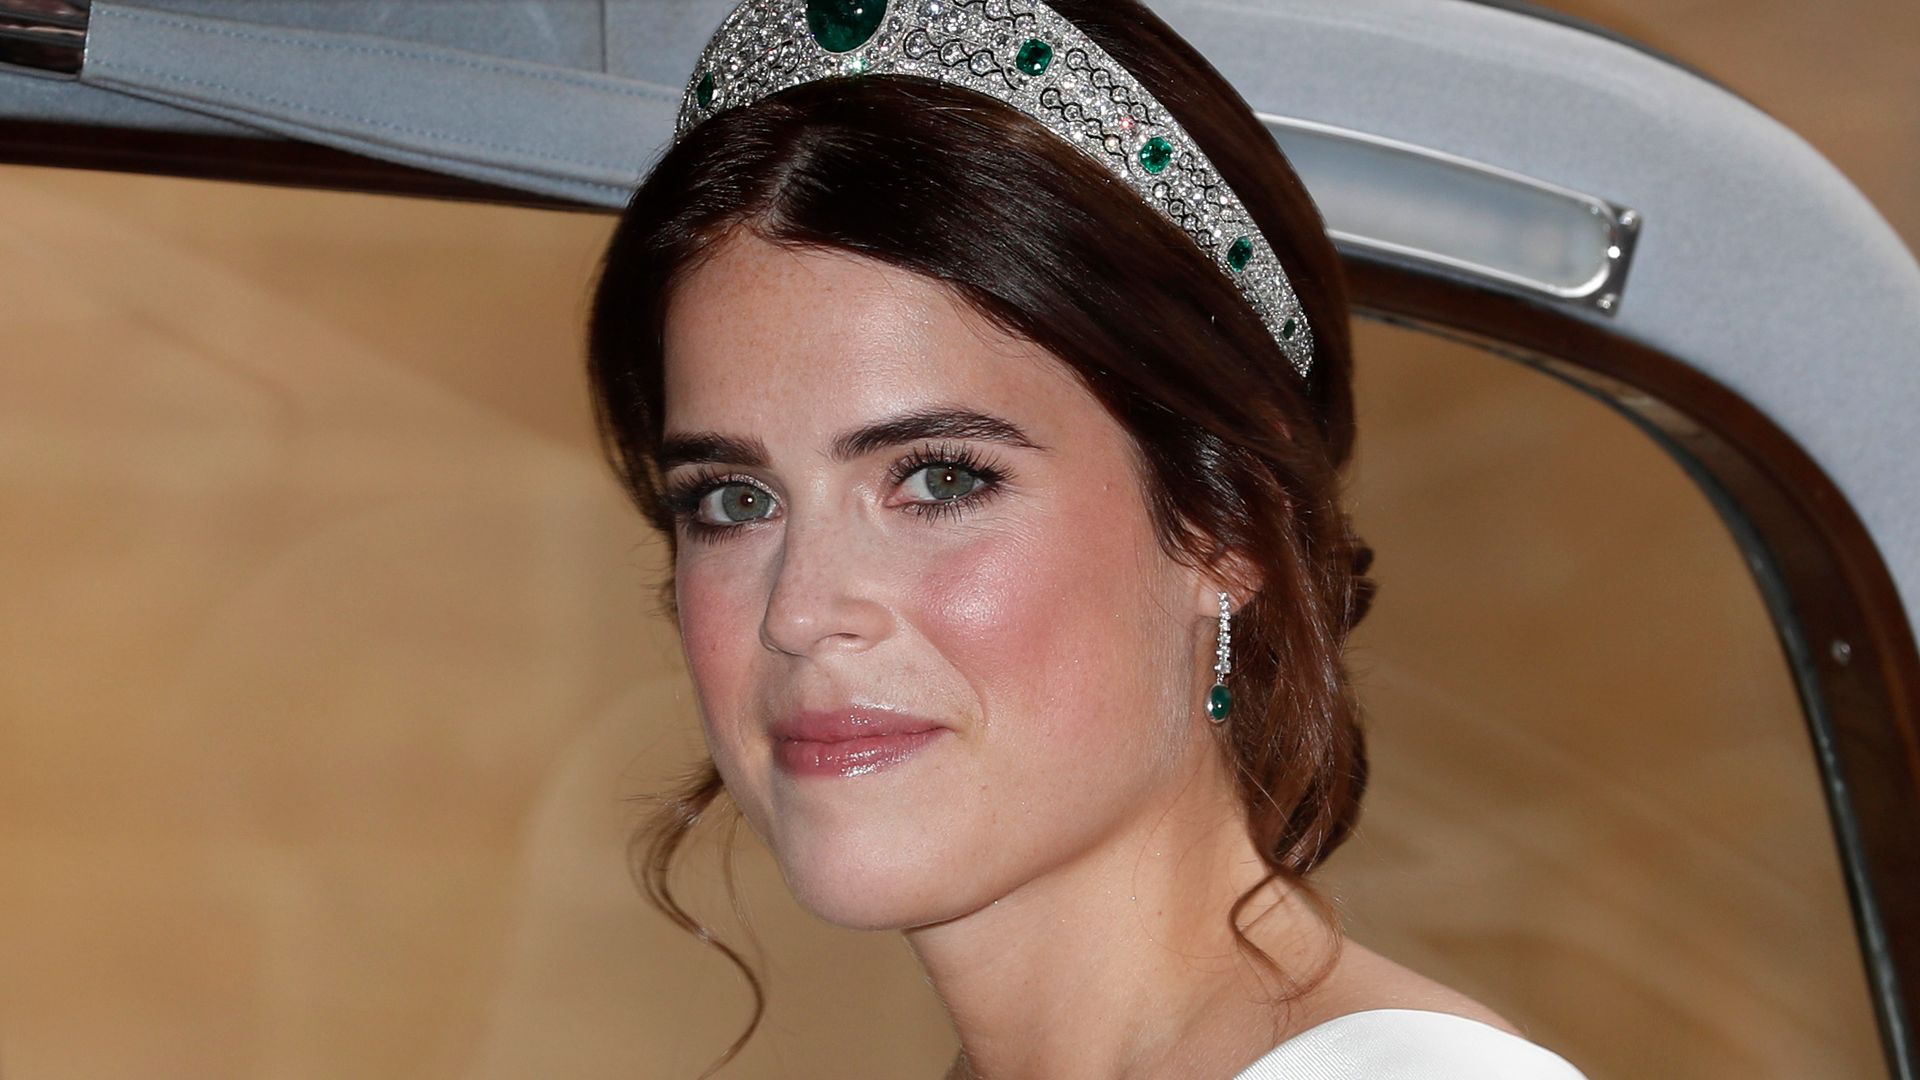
[696,482,775,525]
[903,462,983,502]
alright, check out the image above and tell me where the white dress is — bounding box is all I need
[1231,1008,1592,1079]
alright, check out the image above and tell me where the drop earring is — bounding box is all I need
[1208,591,1233,723]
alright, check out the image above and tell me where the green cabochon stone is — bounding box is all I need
[1207,683,1233,721]
[807,0,887,53]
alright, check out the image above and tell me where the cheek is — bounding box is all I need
[674,553,763,740]
[912,506,1167,754]
[915,531,1048,674]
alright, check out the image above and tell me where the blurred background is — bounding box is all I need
[1,1,1914,1077]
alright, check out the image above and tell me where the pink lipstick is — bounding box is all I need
[770,706,949,778]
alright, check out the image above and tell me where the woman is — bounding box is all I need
[587,1,1592,1076]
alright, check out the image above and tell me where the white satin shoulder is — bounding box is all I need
[1230,1008,1592,1080]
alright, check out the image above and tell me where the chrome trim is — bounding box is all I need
[0,0,87,78]
[1260,111,1642,315]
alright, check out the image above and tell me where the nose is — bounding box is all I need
[758,497,894,658]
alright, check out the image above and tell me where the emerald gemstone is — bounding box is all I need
[806,0,886,53]
[1138,135,1173,174]
[696,70,715,108]
[1016,38,1053,75]
[1227,236,1253,271]
[1207,683,1233,721]
[1281,317,1297,339]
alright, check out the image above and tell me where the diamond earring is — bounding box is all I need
[1208,592,1233,723]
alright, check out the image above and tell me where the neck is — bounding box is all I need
[904,747,1343,1080]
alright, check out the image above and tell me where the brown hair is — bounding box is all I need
[585,1,1374,1071]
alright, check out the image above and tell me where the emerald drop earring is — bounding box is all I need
[1208,591,1233,723]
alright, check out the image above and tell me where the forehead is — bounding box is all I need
[660,230,1092,438]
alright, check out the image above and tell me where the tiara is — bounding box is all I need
[673,0,1316,379]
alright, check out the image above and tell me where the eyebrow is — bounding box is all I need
[658,405,1046,471]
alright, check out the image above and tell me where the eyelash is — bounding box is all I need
[660,441,1010,542]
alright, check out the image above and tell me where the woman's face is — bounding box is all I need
[660,229,1223,930]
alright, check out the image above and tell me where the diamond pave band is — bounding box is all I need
[674,0,1316,379]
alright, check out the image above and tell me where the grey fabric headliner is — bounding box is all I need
[4,0,1916,627]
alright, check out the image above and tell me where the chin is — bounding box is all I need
[772,827,986,932]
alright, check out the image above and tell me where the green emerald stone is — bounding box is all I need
[1138,135,1173,174]
[1227,236,1253,271]
[1016,38,1053,75]
[1207,683,1233,721]
[1281,317,1298,339]
[696,70,715,108]
[806,0,886,53]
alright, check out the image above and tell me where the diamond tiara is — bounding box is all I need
[673,0,1316,379]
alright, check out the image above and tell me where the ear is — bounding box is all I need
[1189,545,1262,619]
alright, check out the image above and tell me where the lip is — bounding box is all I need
[770,706,949,778]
